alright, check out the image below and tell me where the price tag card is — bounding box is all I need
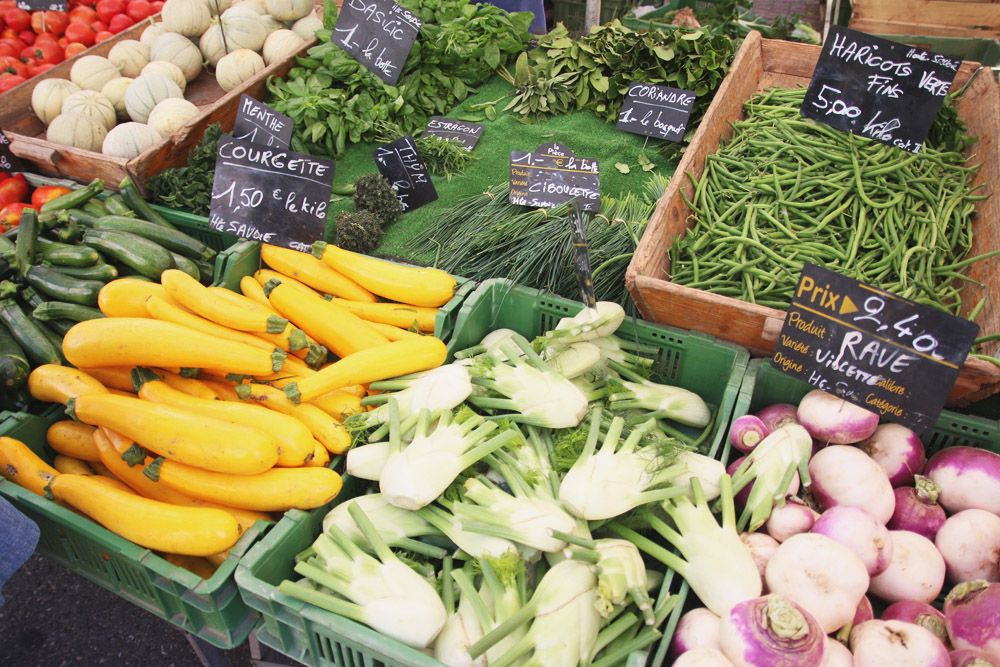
[373,134,437,212]
[616,83,696,142]
[509,142,600,212]
[772,264,979,433]
[423,116,484,151]
[209,136,335,252]
[331,0,421,85]
[232,95,293,149]
[0,132,24,173]
[17,0,66,10]
[801,26,961,153]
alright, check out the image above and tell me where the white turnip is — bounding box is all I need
[869,530,946,604]
[670,607,721,658]
[765,495,819,542]
[740,532,779,591]
[935,510,1000,584]
[810,505,893,576]
[673,648,734,666]
[808,444,896,524]
[924,446,1000,515]
[821,637,853,667]
[797,389,879,444]
[850,619,949,666]
[764,533,869,633]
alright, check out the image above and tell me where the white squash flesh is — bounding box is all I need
[102,122,163,158]
[31,78,81,125]
[101,77,134,121]
[162,0,212,37]
[70,56,121,92]
[290,13,321,39]
[108,40,151,78]
[215,48,264,91]
[61,90,117,131]
[46,113,108,152]
[124,73,183,123]
[141,60,187,93]
[262,29,303,66]
[150,32,204,82]
[147,97,199,136]
[264,0,312,21]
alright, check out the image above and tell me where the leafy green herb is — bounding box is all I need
[353,173,403,227]
[146,123,223,215]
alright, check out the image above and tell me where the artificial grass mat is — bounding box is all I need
[326,74,680,266]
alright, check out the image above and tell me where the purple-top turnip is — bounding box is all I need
[924,446,1000,516]
[888,476,947,540]
[944,580,1000,657]
[935,509,1000,584]
[718,594,826,667]
[810,505,893,576]
[861,423,927,487]
[808,445,896,525]
[821,637,853,667]
[950,648,1000,666]
[850,619,950,666]
[881,600,949,647]
[796,389,879,445]
[755,403,798,432]
[730,415,770,454]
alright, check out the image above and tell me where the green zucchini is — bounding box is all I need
[46,261,118,281]
[1,387,33,412]
[118,177,178,230]
[24,265,104,306]
[15,207,38,279]
[56,219,84,244]
[102,194,135,217]
[19,285,46,312]
[169,251,201,280]
[40,245,100,267]
[0,297,61,365]
[33,236,69,253]
[93,215,214,262]
[195,258,214,284]
[0,232,14,255]
[0,322,30,389]
[82,199,110,217]
[41,318,75,337]
[57,208,99,228]
[32,301,105,322]
[82,229,175,280]
[39,178,104,214]
[35,321,67,364]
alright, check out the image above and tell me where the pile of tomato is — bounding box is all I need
[0,173,70,229]
[0,0,162,92]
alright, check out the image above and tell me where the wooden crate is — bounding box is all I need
[1,13,318,196]
[625,31,1000,406]
[849,0,1000,40]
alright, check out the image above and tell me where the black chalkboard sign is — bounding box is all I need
[232,95,293,149]
[801,26,961,153]
[373,134,437,212]
[17,0,66,10]
[616,83,696,142]
[423,116,483,150]
[208,136,335,252]
[332,0,421,85]
[0,132,24,174]
[772,263,978,433]
[509,142,600,212]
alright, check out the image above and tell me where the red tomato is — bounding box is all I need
[0,43,13,58]
[0,173,27,206]
[0,55,25,76]
[0,27,18,40]
[67,5,98,23]
[63,21,94,45]
[90,19,106,31]
[23,40,61,64]
[30,185,71,209]
[0,73,23,92]
[0,202,29,230]
[107,12,133,32]
[0,1,16,12]
[16,28,33,44]
[0,172,11,183]
[150,0,163,11]
[0,37,24,54]
[2,8,28,32]
[31,11,68,37]
[63,41,86,58]
[125,0,152,21]
[26,60,54,75]
[93,29,112,42]
[94,0,124,24]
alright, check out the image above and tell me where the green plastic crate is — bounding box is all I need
[734,358,1000,460]
[553,0,629,30]
[0,406,270,648]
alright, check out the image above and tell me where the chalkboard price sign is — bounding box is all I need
[772,264,978,433]
[209,136,335,252]
[17,0,66,10]
[801,26,961,153]
[0,131,24,173]
[509,142,600,212]
[373,134,438,212]
[616,83,696,142]
[232,95,293,149]
[332,0,421,85]
[423,116,484,150]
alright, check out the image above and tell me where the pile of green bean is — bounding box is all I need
[669,86,996,315]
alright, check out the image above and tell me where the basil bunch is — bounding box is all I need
[266,0,532,158]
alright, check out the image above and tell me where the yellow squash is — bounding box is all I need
[156,368,219,401]
[162,269,288,333]
[94,428,271,535]
[261,243,376,302]
[268,282,389,358]
[46,420,100,462]
[62,318,280,375]
[368,321,423,341]
[145,295,275,352]
[136,376,315,467]
[239,275,272,307]
[254,268,323,299]
[48,473,241,557]
[238,382,351,454]
[52,454,94,475]
[78,366,137,392]
[155,459,342,512]
[290,336,447,403]
[316,241,456,307]
[28,365,108,405]
[329,299,438,333]
[97,278,176,318]
[0,437,59,497]
[73,393,280,475]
